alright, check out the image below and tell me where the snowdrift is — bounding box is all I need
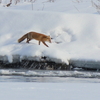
[0,9,100,68]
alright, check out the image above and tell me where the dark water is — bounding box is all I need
[0,69,100,82]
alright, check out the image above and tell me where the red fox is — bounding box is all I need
[18,31,51,47]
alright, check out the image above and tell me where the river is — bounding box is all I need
[0,69,100,82]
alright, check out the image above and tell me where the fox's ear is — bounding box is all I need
[47,35,50,38]
[48,35,50,37]
[48,35,51,38]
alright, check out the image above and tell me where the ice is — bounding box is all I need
[0,69,100,79]
[0,82,100,100]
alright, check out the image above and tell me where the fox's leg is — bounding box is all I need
[42,42,49,47]
[28,39,31,43]
[26,38,29,43]
[26,39,31,43]
[39,41,41,45]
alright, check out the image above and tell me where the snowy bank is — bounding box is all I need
[0,9,100,68]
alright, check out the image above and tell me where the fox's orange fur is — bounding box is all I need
[18,31,51,47]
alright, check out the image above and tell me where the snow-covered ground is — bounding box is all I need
[0,0,100,65]
[0,83,100,100]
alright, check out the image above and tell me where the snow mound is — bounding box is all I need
[0,10,100,65]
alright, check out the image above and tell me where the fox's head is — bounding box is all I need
[46,36,51,43]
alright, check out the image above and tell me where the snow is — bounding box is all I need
[0,1,100,64]
[0,1,100,99]
[0,83,100,100]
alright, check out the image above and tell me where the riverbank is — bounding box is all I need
[0,55,100,70]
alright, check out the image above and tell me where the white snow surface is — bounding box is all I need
[0,0,100,64]
[0,83,100,100]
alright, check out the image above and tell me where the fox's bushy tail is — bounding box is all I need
[18,34,27,43]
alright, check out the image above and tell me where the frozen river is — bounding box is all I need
[0,69,100,83]
[0,69,100,100]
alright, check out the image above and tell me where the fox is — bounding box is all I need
[18,31,51,47]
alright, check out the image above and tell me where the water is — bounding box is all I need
[0,69,100,82]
